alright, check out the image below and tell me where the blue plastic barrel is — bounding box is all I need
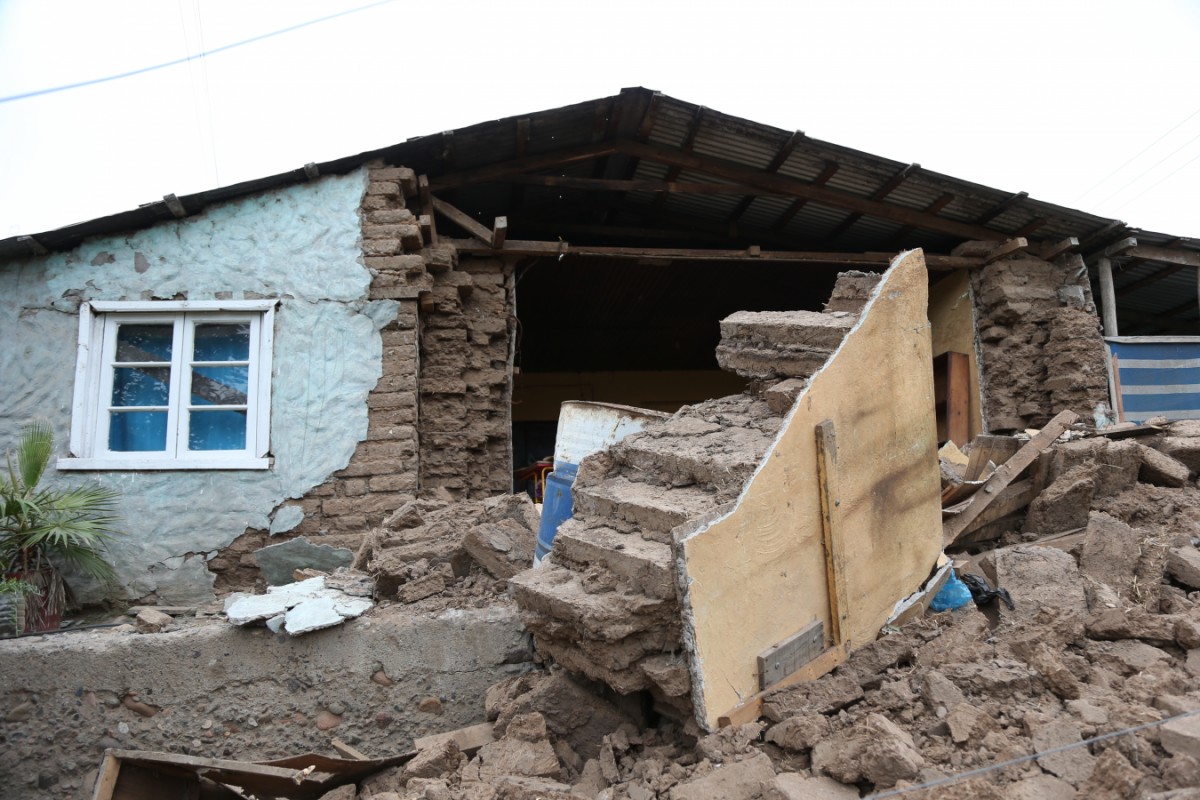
[535,462,578,563]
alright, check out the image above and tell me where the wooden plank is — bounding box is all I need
[974,190,1027,225]
[717,644,848,728]
[1033,236,1079,261]
[980,237,1029,266]
[758,620,824,689]
[491,216,507,249]
[771,162,840,231]
[413,722,495,755]
[963,434,1021,481]
[815,420,849,646]
[430,196,492,246]
[92,751,122,800]
[952,479,1037,545]
[943,410,1079,546]
[1112,353,1125,422]
[331,738,370,761]
[1098,257,1119,336]
[444,237,982,269]
[495,174,790,195]
[940,352,970,447]
[612,139,1008,242]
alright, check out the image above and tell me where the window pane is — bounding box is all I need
[191,366,248,406]
[189,410,247,451]
[116,324,173,362]
[193,323,250,361]
[111,366,170,406]
[109,411,168,451]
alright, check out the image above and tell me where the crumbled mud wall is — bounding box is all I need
[972,254,1108,431]
[0,171,401,605]
[0,605,528,799]
[418,255,515,499]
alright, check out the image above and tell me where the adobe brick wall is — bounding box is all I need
[971,253,1109,431]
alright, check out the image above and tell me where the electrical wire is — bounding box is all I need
[0,0,397,106]
[1092,126,1200,209]
[864,707,1200,798]
[1074,105,1200,204]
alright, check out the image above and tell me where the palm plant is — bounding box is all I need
[0,420,122,631]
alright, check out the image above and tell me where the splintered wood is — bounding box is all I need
[943,410,1079,548]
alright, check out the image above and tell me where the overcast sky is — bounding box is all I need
[2,0,1199,240]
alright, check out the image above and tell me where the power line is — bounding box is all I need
[1092,125,1200,208]
[0,0,398,106]
[1074,104,1200,204]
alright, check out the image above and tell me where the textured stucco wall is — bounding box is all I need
[0,170,399,603]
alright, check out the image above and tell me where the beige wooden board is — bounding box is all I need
[928,271,983,441]
[677,250,943,730]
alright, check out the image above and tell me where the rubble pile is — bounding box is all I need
[510,272,879,719]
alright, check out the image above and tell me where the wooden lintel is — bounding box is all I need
[613,139,1007,243]
[443,237,981,269]
[1034,237,1079,261]
[492,216,508,249]
[163,194,187,219]
[943,409,1079,547]
[981,237,1029,265]
[717,644,849,728]
[430,196,492,246]
[429,140,622,191]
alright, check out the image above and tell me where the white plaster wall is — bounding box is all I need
[0,170,398,603]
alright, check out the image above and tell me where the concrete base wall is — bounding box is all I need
[0,604,529,798]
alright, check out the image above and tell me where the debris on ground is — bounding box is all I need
[223,570,374,635]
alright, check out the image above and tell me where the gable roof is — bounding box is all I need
[3,87,1197,333]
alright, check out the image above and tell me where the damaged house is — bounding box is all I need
[3,88,1200,797]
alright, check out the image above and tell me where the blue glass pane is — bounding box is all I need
[116,324,172,362]
[109,411,168,451]
[191,366,248,406]
[189,410,247,451]
[193,323,249,361]
[111,367,170,406]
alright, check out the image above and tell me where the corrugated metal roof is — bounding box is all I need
[2,87,1198,331]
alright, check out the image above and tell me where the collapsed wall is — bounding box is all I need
[971,252,1109,431]
[513,258,944,730]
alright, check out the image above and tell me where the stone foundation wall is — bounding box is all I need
[972,254,1109,431]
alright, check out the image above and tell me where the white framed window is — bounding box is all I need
[59,300,275,470]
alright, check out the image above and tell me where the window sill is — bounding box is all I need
[57,456,272,471]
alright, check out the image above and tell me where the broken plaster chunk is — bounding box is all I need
[333,598,373,619]
[255,537,354,585]
[225,593,295,626]
[284,596,345,635]
[265,614,286,633]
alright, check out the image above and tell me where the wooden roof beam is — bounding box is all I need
[429,140,622,191]
[973,191,1027,225]
[727,130,806,223]
[824,162,920,243]
[889,192,955,247]
[1032,236,1079,261]
[653,105,707,212]
[613,139,1005,242]
[431,195,493,246]
[771,162,840,232]
[443,236,982,269]
[496,174,787,195]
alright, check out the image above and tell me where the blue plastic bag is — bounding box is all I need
[929,570,973,612]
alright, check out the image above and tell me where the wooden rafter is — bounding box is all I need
[510,117,532,210]
[495,174,808,195]
[1014,216,1048,238]
[653,105,707,211]
[609,138,1005,240]
[890,192,955,246]
[824,162,919,243]
[771,162,840,231]
[727,130,805,223]
[973,190,1027,225]
[429,141,621,191]
[1116,264,1188,296]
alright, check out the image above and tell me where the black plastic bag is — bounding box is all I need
[960,573,1015,610]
